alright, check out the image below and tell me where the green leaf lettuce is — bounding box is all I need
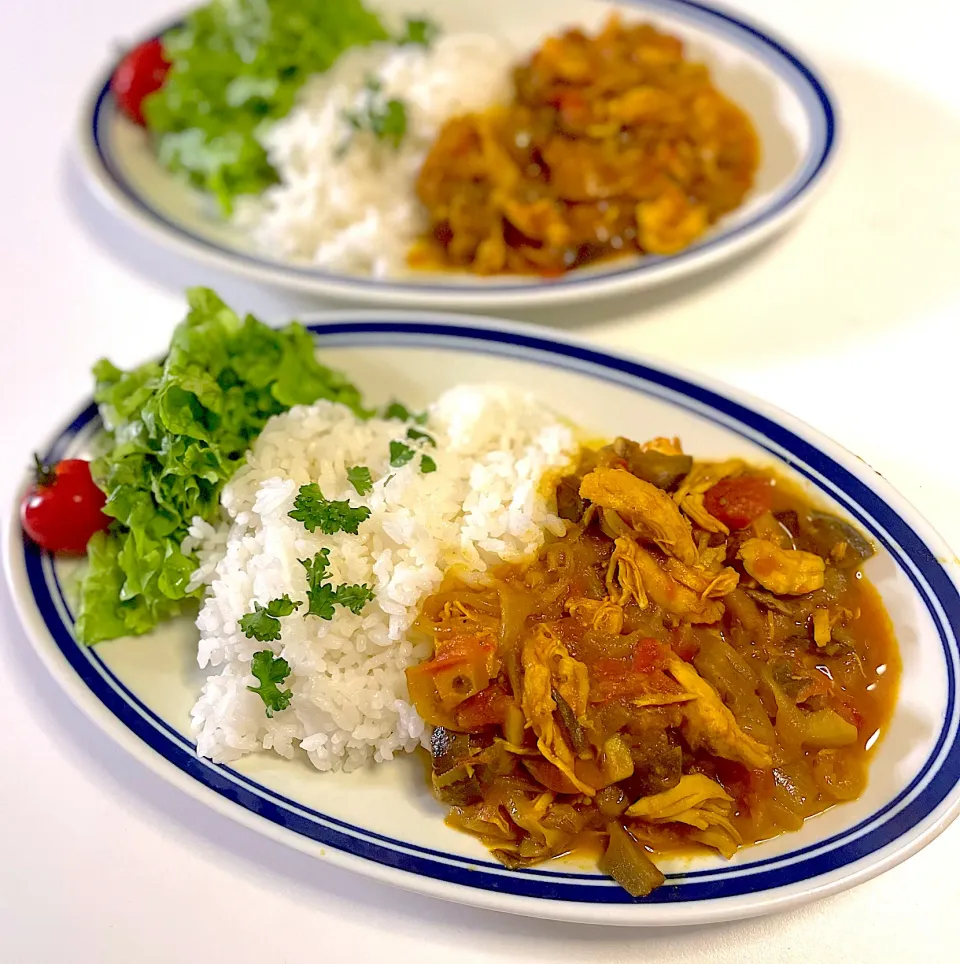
[76,287,364,645]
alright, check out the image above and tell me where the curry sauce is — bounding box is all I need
[410,16,760,277]
[406,437,899,897]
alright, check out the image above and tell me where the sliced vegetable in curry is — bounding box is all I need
[407,436,899,897]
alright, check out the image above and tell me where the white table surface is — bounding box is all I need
[2,1,960,960]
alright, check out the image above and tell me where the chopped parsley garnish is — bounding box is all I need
[288,483,371,535]
[300,550,337,619]
[406,427,435,446]
[382,400,427,423]
[306,583,338,620]
[346,465,374,496]
[247,650,293,717]
[420,455,437,474]
[334,582,376,615]
[299,550,374,620]
[340,74,407,153]
[238,595,302,642]
[398,17,439,47]
[301,548,332,587]
[390,440,416,467]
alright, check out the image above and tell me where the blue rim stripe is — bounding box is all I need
[88,0,836,296]
[23,323,960,905]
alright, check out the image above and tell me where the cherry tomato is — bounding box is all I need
[111,38,170,126]
[703,475,773,529]
[20,457,111,554]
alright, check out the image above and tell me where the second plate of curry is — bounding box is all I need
[81,0,836,306]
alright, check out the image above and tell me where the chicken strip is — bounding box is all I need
[580,467,697,565]
[666,658,774,768]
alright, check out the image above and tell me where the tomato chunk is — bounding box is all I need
[632,637,668,674]
[454,684,512,731]
[703,476,772,529]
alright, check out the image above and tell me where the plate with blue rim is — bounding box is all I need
[78,0,837,308]
[5,311,960,926]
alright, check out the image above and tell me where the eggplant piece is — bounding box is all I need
[556,475,585,522]
[553,688,588,755]
[623,731,683,798]
[805,511,874,567]
[433,771,483,806]
[612,437,693,491]
[431,726,470,772]
[774,510,801,540]
[744,587,796,616]
[430,726,486,806]
[598,822,665,897]
[430,726,491,773]
[596,785,630,816]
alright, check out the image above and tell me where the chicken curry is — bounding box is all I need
[407,437,899,897]
[410,17,760,277]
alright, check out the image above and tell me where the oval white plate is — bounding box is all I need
[6,313,960,926]
[79,0,837,308]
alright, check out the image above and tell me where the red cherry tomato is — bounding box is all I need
[20,458,111,554]
[703,475,773,529]
[111,37,170,126]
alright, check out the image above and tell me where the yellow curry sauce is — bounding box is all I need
[410,16,760,277]
[406,437,899,896]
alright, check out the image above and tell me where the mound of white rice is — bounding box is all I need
[188,385,577,772]
[235,33,515,275]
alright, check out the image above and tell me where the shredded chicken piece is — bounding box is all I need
[698,544,729,572]
[665,558,740,600]
[521,626,595,794]
[680,493,729,535]
[619,540,725,623]
[633,692,698,707]
[566,597,625,634]
[812,608,832,647]
[495,739,541,757]
[580,467,697,564]
[830,541,849,564]
[504,792,567,848]
[442,600,483,625]
[672,459,746,533]
[674,459,746,504]
[738,538,826,595]
[606,538,650,609]
[642,436,684,456]
[636,190,710,255]
[502,197,571,249]
[626,774,742,857]
[690,826,741,860]
[666,658,774,768]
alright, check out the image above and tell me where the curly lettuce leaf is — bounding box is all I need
[76,287,364,645]
[142,0,388,212]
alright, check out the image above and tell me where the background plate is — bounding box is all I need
[79,0,837,307]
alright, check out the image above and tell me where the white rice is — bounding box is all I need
[188,385,577,772]
[235,34,515,275]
